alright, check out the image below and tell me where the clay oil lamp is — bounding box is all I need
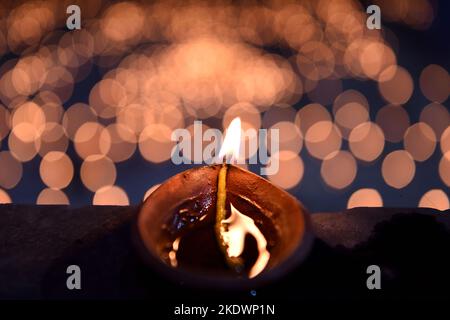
[135,118,314,289]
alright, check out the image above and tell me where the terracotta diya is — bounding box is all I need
[135,118,313,289]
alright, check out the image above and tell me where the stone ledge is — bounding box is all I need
[0,204,448,300]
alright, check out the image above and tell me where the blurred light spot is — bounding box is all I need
[58,29,95,70]
[93,185,129,206]
[269,121,303,154]
[378,66,413,105]
[101,2,145,43]
[403,122,436,162]
[295,103,331,136]
[441,126,450,155]
[376,104,410,142]
[334,89,369,111]
[8,123,40,162]
[360,41,396,80]
[40,101,64,123]
[151,101,185,131]
[419,103,450,139]
[419,189,449,211]
[42,66,74,103]
[262,104,296,129]
[420,65,449,103]
[80,154,116,192]
[0,188,11,204]
[0,151,22,189]
[100,123,136,163]
[62,103,98,140]
[296,41,335,81]
[40,151,73,189]
[347,188,383,208]
[116,103,155,137]
[11,101,46,140]
[334,102,369,139]
[275,6,320,49]
[305,121,342,159]
[349,122,385,162]
[39,122,69,156]
[0,105,10,141]
[33,91,62,107]
[321,151,357,189]
[267,150,303,189]
[89,78,127,119]
[382,150,415,189]
[139,124,174,163]
[333,90,369,139]
[439,152,450,187]
[12,55,46,96]
[74,122,110,160]
[37,188,70,205]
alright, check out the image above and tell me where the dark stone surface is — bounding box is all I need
[0,204,449,300]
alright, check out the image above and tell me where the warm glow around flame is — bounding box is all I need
[218,117,241,162]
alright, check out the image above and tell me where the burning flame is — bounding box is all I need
[218,117,241,162]
[221,203,270,278]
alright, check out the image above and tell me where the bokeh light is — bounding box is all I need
[382,150,416,189]
[38,122,69,156]
[74,122,110,159]
[378,66,413,105]
[349,122,385,162]
[93,185,129,206]
[139,124,175,163]
[441,126,450,155]
[403,122,436,162]
[0,188,12,204]
[100,123,136,163]
[0,151,22,189]
[420,64,449,103]
[376,104,410,143]
[321,151,357,189]
[269,121,303,154]
[267,150,304,190]
[62,103,97,140]
[305,121,342,160]
[39,151,73,189]
[439,152,450,187]
[295,103,331,136]
[347,188,383,209]
[8,123,40,162]
[0,0,444,213]
[419,103,450,140]
[0,105,10,141]
[80,154,116,192]
[296,41,335,81]
[419,189,449,211]
[37,188,70,205]
[333,89,369,138]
